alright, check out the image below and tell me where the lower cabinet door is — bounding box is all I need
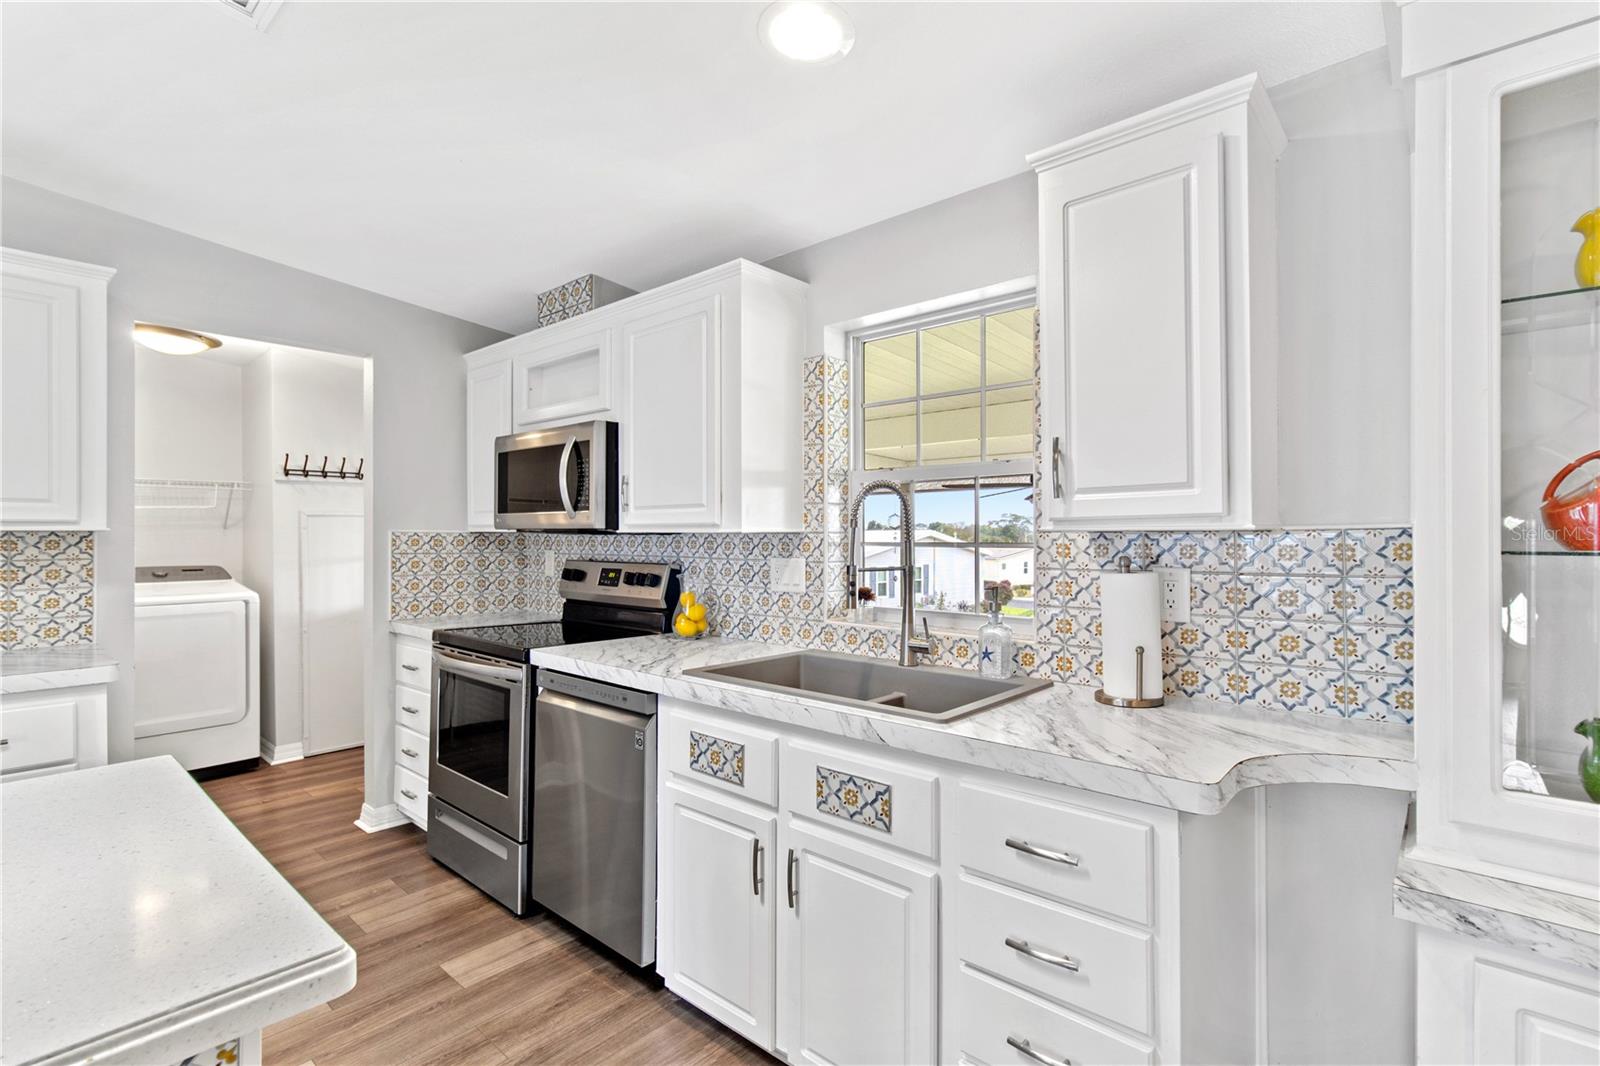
[778,820,937,1065]
[660,783,776,1049]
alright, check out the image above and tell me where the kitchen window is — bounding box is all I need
[849,292,1037,627]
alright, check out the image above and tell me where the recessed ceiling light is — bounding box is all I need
[759,1,855,64]
[133,323,222,356]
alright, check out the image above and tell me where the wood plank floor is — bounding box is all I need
[203,750,771,1066]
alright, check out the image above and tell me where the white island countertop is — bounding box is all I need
[0,647,119,693]
[0,757,356,1066]
[528,635,1417,815]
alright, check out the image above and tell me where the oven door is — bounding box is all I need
[494,420,616,530]
[429,648,530,841]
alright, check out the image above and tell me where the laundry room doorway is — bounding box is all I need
[132,325,371,771]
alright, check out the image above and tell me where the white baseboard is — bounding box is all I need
[355,802,412,833]
[261,738,305,765]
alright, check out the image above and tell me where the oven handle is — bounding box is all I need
[433,649,524,686]
[557,435,577,518]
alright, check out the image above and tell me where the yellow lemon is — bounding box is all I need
[680,591,697,608]
[695,619,709,634]
[674,615,697,637]
[686,603,707,623]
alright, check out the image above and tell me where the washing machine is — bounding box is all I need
[134,565,261,773]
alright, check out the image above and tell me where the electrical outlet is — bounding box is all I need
[544,550,557,578]
[1155,566,1190,623]
[769,556,806,592]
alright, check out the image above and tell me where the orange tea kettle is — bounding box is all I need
[1541,450,1600,552]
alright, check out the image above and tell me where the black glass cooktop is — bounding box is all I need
[434,618,664,663]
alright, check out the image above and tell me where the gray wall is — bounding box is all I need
[1,177,505,811]
[766,49,1411,528]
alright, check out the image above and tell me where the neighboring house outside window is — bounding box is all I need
[849,289,1037,628]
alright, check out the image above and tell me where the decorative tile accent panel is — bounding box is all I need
[816,765,893,833]
[533,273,634,329]
[0,532,95,650]
[389,531,536,618]
[688,730,745,786]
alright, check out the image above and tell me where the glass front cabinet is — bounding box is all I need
[1407,7,1600,1063]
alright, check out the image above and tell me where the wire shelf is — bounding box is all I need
[133,479,252,527]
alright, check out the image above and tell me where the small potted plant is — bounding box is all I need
[851,586,875,623]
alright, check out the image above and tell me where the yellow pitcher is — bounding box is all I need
[1576,208,1600,288]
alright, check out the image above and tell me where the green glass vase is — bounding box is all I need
[1577,719,1600,803]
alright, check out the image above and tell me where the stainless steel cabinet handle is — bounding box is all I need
[1005,837,1080,867]
[786,848,798,908]
[751,839,764,897]
[1051,437,1064,500]
[621,474,630,509]
[400,788,418,801]
[1007,1035,1072,1066]
[0,738,9,748]
[402,705,421,715]
[400,747,419,758]
[401,663,420,672]
[1005,936,1081,972]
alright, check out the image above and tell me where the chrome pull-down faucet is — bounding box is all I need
[845,481,932,666]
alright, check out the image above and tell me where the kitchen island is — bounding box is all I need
[0,756,355,1066]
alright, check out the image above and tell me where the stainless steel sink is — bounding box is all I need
[683,650,1051,722]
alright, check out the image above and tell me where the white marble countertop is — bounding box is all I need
[1393,848,1600,972]
[0,647,120,694]
[527,635,1417,815]
[389,609,555,642]
[0,757,356,1066]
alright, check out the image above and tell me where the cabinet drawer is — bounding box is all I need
[956,780,1154,926]
[958,874,1153,1034]
[394,639,431,688]
[0,696,77,774]
[393,686,430,731]
[395,765,427,824]
[956,965,1153,1066]
[395,724,429,779]
[664,703,778,807]
[780,737,938,859]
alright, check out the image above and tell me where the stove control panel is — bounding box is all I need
[556,559,678,609]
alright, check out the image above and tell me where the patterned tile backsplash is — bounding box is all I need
[0,531,96,650]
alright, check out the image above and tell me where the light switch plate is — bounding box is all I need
[1155,566,1190,623]
[544,550,557,578]
[769,556,806,592]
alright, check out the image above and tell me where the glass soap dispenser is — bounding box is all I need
[978,587,1015,679]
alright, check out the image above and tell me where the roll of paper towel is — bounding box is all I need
[1100,564,1162,701]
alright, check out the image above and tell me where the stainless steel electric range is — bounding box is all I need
[425,560,678,932]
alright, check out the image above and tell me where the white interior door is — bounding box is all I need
[300,512,365,755]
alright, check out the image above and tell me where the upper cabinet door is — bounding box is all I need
[510,326,614,428]
[1,248,113,530]
[1032,75,1282,530]
[617,293,722,530]
[464,357,512,530]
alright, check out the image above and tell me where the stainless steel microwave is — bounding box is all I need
[494,420,619,531]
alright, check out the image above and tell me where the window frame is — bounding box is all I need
[846,290,1038,634]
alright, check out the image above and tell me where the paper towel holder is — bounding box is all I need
[1094,644,1166,708]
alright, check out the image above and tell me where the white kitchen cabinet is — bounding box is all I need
[1029,75,1281,529]
[658,781,777,1049]
[510,326,613,429]
[464,354,512,531]
[0,685,109,781]
[1,248,114,530]
[391,634,431,829]
[778,819,938,1066]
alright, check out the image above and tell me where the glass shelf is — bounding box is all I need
[1502,549,1600,557]
[1501,284,1600,335]
[1502,284,1600,306]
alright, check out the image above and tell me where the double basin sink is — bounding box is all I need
[684,649,1051,722]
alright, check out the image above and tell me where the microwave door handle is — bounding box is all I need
[557,435,577,518]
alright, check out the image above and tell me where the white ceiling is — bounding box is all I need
[1,1,1386,334]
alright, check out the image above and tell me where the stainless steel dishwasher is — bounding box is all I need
[530,669,657,967]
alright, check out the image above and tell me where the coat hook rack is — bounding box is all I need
[282,454,365,481]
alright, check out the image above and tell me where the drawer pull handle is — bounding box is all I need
[400,748,420,758]
[1007,1035,1072,1066]
[751,838,763,897]
[402,705,421,715]
[1005,837,1079,866]
[1005,936,1080,973]
[0,738,8,748]
[401,663,420,672]
[400,788,419,801]
[787,848,798,909]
